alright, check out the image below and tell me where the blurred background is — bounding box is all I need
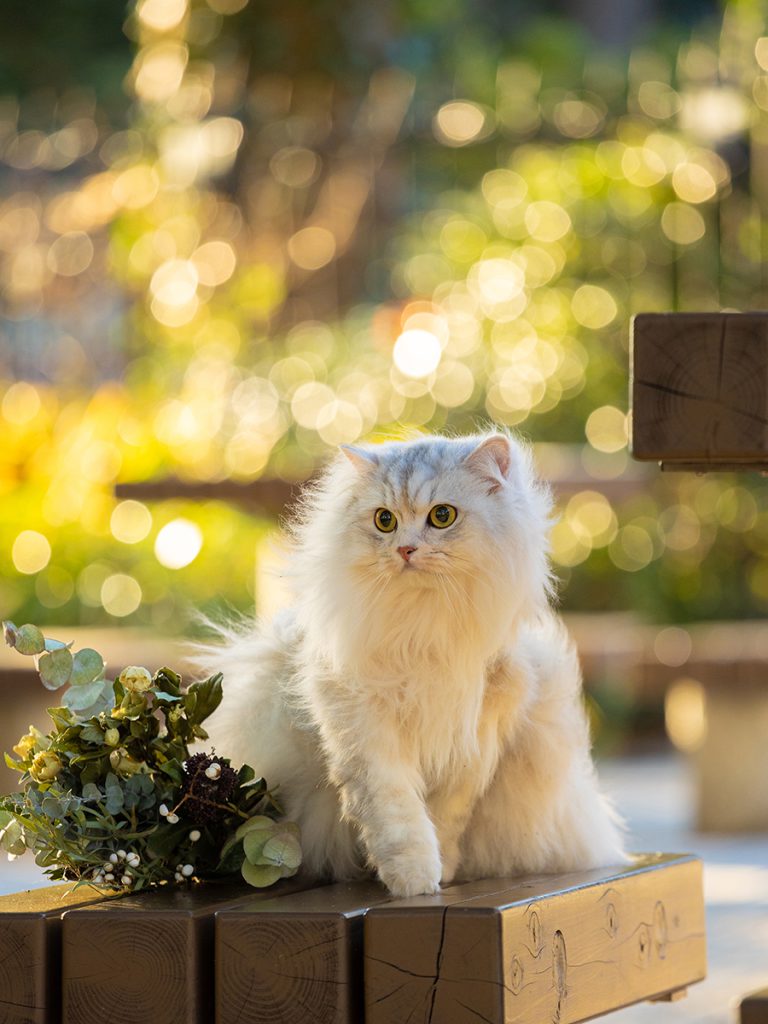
[1,0,767,1019]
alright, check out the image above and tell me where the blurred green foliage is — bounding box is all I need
[3,0,768,632]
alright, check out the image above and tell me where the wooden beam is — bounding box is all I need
[61,876,315,1024]
[114,478,300,515]
[630,312,768,471]
[216,880,391,1024]
[364,853,706,1024]
[0,883,115,1024]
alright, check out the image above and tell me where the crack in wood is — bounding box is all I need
[426,907,449,1024]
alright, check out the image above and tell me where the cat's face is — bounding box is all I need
[335,434,545,590]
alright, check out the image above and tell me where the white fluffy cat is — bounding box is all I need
[199,431,625,897]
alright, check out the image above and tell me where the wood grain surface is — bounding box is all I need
[0,883,114,1024]
[741,986,768,1024]
[216,880,391,1024]
[364,853,706,1024]
[61,877,314,1024]
[630,312,768,466]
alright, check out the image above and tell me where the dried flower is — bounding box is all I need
[29,750,63,782]
[181,753,238,825]
[119,666,153,693]
[13,733,36,760]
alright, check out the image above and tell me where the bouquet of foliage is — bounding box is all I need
[0,622,301,891]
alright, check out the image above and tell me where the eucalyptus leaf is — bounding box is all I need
[234,815,276,842]
[81,783,102,802]
[44,637,72,652]
[262,833,302,871]
[105,787,123,815]
[13,624,46,656]
[154,691,182,703]
[0,820,26,857]
[241,859,282,888]
[41,797,64,819]
[62,679,109,712]
[71,649,105,687]
[38,648,74,690]
[242,829,271,864]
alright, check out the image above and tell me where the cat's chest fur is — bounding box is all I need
[365,657,503,790]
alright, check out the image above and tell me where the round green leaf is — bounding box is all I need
[62,678,109,711]
[241,859,283,888]
[262,833,302,871]
[38,648,74,690]
[44,637,72,652]
[71,649,105,686]
[0,820,26,857]
[14,624,45,656]
[243,828,273,865]
[235,815,277,842]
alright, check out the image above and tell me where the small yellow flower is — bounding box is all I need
[104,728,120,747]
[109,748,143,776]
[119,666,153,693]
[13,733,36,760]
[30,750,63,782]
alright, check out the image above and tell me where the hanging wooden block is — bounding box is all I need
[630,312,768,471]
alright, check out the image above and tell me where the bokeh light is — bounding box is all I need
[154,519,204,569]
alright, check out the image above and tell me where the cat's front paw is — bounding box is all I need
[377,850,442,897]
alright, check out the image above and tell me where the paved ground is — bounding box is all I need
[1,751,766,1021]
[601,754,768,1024]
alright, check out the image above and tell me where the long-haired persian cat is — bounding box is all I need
[200,432,625,896]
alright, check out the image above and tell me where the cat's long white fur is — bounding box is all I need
[197,432,626,896]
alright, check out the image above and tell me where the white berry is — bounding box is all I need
[204,762,221,780]
[109,853,118,864]
[181,863,194,877]
[166,813,179,824]
[159,804,169,816]
[117,849,127,860]
[104,872,115,881]
[189,830,201,842]
[121,874,132,886]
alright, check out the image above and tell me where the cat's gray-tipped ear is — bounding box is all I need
[463,434,513,493]
[340,444,378,473]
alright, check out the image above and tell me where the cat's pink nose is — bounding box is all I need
[398,546,417,563]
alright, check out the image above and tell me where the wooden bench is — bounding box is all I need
[0,853,705,1024]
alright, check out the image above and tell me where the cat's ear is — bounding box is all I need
[463,434,513,494]
[340,444,379,474]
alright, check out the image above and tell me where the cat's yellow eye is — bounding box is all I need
[374,508,397,533]
[428,504,457,529]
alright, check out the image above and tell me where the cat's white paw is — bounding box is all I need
[378,851,442,897]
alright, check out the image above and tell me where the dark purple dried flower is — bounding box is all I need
[181,752,238,824]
